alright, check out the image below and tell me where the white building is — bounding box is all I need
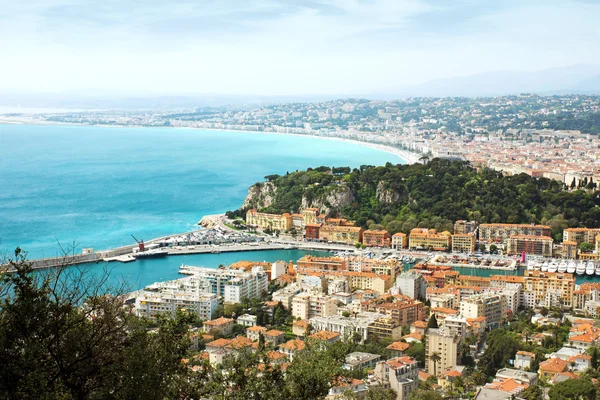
[292,293,338,319]
[135,291,219,321]
[236,314,257,327]
[395,270,426,300]
[309,312,386,343]
[501,284,522,315]
[372,356,419,400]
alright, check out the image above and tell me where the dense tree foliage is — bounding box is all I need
[548,378,597,400]
[243,159,600,240]
[476,329,520,378]
[0,249,197,400]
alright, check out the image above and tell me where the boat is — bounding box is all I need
[134,248,169,258]
[548,260,558,273]
[558,260,568,273]
[567,261,576,274]
[576,261,586,275]
[541,261,549,272]
[587,261,596,276]
[526,261,534,271]
[595,263,600,276]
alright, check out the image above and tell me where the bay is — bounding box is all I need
[0,124,404,259]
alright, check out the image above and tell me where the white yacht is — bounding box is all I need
[526,261,534,271]
[548,260,558,273]
[585,261,596,275]
[595,263,600,276]
[586,261,596,276]
[576,261,587,275]
[558,260,568,273]
[567,261,577,274]
[541,261,549,272]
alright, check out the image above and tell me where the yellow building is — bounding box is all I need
[319,225,363,245]
[563,241,578,259]
[346,272,394,294]
[296,256,347,274]
[563,228,600,245]
[451,233,476,253]
[409,228,451,251]
[368,318,403,341]
[301,208,319,225]
[493,271,575,308]
[246,209,292,231]
[454,220,478,234]
[345,257,402,277]
[392,233,408,250]
[426,327,460,376]
[507,235,553,257]
[479,224,551,242]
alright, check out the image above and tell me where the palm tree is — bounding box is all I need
[431,352,442,376]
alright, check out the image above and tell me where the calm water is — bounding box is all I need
[49,249,330,292]
[0,124,404,259]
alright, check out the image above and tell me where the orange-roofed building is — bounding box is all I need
[246,326,267,341]
[539,358,569,378]
[264,329,286,345]
[205,338,232,353]
[310,330,341,344]
[373,356,419,400]
[203,317,234,336]
[292,319,309,337]
[392,232,408,250]
[485,378,528,396]
[227,336,254,350]
[387,341,410,357]
[279,339,306,360]
[363,229,391,247]
[411,320,428,335]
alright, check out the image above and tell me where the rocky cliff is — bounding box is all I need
[301,185,355,215]
[242,182,277,210]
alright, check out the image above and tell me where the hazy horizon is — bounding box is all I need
[2,0,600,97]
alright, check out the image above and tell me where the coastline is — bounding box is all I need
[0,116,422,165]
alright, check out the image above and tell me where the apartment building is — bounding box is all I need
[363,229,391,247]
[563,241,578,259]
[310,313,386,343]
[491,271,575,308]
[170,266,269,302]
[395,270,427,300]
[563,228,600,245]
[459,293,507,328]
[304,223,321,240]
[245,209,292,231]
[361,297,425,326]
[346,272,394,294]
[291,293,338,319]
[451,233,476,253]
[507,235,553,257]
[392,233,408,250]
[319,225,364,245]
[346,257,401,277]
[372,357,419,400]
[271,283,303,309]
[426,327,461,376]
[454,220,478,235]
[368,318,403,341]
[203,317,234,336]
[479,223,551,242]
[409,228,451,251]
[301,208,319,225]
[296,255,347,274]
[135,291,219,320]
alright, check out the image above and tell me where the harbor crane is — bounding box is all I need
[131,235,145,252]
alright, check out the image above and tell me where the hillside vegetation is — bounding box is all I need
[237,159,600,241]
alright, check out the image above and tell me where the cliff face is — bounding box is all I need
[376,181,401,204]
[301,185,355,215]
[242,182,277,210]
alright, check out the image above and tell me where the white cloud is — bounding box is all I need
[0,0,598,95]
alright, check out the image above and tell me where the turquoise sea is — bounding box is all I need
[0,124,404,259]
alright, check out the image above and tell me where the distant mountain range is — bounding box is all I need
[1,64,600,110]
[374,64,600,99]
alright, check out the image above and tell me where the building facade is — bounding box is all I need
[363,230,391,247]
[479,223,551,242]
[246,209,292,231]
[507,235,553,257]
[392,233,408,250]
[319,225,364,245]
[451,233,476,253]
[409,228,452,251]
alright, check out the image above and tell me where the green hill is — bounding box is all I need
[232,159,600,241]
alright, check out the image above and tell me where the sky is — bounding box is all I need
[1,0,600,96]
